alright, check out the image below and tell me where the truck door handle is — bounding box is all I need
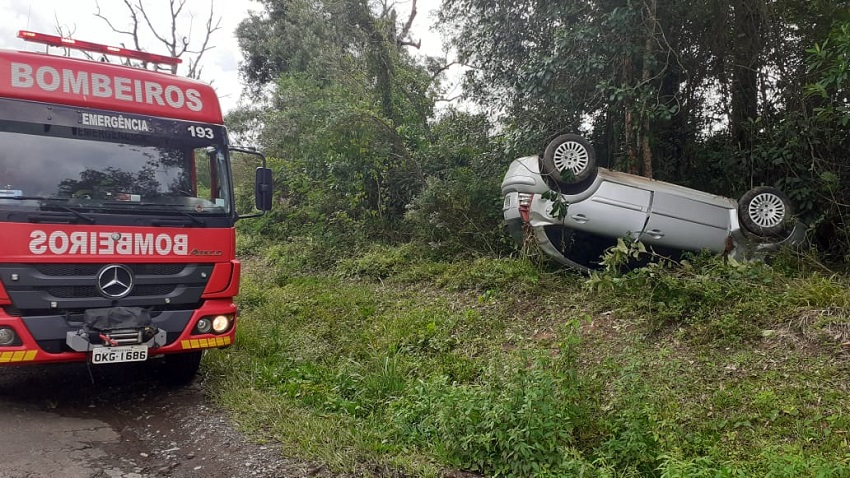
[570,214,588,224]
[646,228,665,239]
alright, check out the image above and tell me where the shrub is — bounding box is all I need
[404,169,509,259]
[389,326,591,477]
[587,243,790,344]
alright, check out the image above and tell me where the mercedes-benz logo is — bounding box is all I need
[96,264,134,299]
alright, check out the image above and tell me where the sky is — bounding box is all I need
[0,0,447,114]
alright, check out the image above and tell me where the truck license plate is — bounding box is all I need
[91,345,148,364]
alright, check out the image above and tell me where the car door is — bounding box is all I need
[561,179,651,241]
[641,191,732,252]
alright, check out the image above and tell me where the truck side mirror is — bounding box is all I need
[255,167,273,211]
[230,146,272,220]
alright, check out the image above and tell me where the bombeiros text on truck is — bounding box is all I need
[0,30,273,384]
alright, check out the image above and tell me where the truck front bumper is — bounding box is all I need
[0,299,237,365]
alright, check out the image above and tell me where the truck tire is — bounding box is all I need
[159,351,203,386]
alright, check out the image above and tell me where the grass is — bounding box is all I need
[202,244,850,477]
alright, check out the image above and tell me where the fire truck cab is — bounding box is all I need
[0,31,272,384]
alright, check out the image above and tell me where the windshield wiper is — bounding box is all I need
[99,202,206,226]
[1,196,96,224]
[40,205,96,224]
[2,195,58,200]
[152,204,205,226]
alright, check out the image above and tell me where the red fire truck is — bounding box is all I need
[0,31,272,384]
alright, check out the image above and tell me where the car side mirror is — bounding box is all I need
[255,167,273,211]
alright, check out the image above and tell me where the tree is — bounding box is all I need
[437,0,850,183]
[231,0,440,236]
[443,1,683,173]
[94,0,221,78]
[432,0,850,262]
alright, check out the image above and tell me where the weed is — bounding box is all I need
[389,348,590,476]
[433,256,542,292]
[202,251,850,476]
[336,243,424,280]
[586,245,795,344]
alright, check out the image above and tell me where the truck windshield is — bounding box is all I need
[0,114,232,224]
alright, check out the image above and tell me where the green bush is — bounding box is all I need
[588,245,790,344]
[404,168,509,259]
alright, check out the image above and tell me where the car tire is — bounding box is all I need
[542,134,597,185]
[738,186,793,237]
[159,351,203,386]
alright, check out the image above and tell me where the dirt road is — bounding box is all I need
[0,360,332,478]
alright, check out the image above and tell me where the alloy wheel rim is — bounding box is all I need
[748,192,785,228]
[553,141,589,175]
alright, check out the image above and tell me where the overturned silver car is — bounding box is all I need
[501,134,805,271]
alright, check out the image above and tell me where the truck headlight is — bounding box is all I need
[0,327,17,346]
[211,315,232,334]
[196,318,212,334]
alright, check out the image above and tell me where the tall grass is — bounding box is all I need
[203,244,850,476]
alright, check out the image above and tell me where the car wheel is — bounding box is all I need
[542,134,597,185]
[738,186,793,237]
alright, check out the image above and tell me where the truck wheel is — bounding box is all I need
[542,134,597,185]
[738,186,793,237]
[159,351,203,386]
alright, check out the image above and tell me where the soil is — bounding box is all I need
[0,360,338,478]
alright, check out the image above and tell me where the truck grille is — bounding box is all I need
[34,263,186,276]
[46,284,178,298]
[0,263,215,315]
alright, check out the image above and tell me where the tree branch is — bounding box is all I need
[95,0,136,40]
[93,0,220,78]
[397,0,417,41]
[94,0,146,67]
[437,94,464,103]
[430,60,458,81]
[393,0,421,50]
[185,2,222,79]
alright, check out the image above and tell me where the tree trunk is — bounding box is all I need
[623,56,638,175]
[641,121,653,179]
[730,0,763,151]
[639,0,657,179]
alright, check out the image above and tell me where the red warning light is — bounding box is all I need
[17,30,182,67]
